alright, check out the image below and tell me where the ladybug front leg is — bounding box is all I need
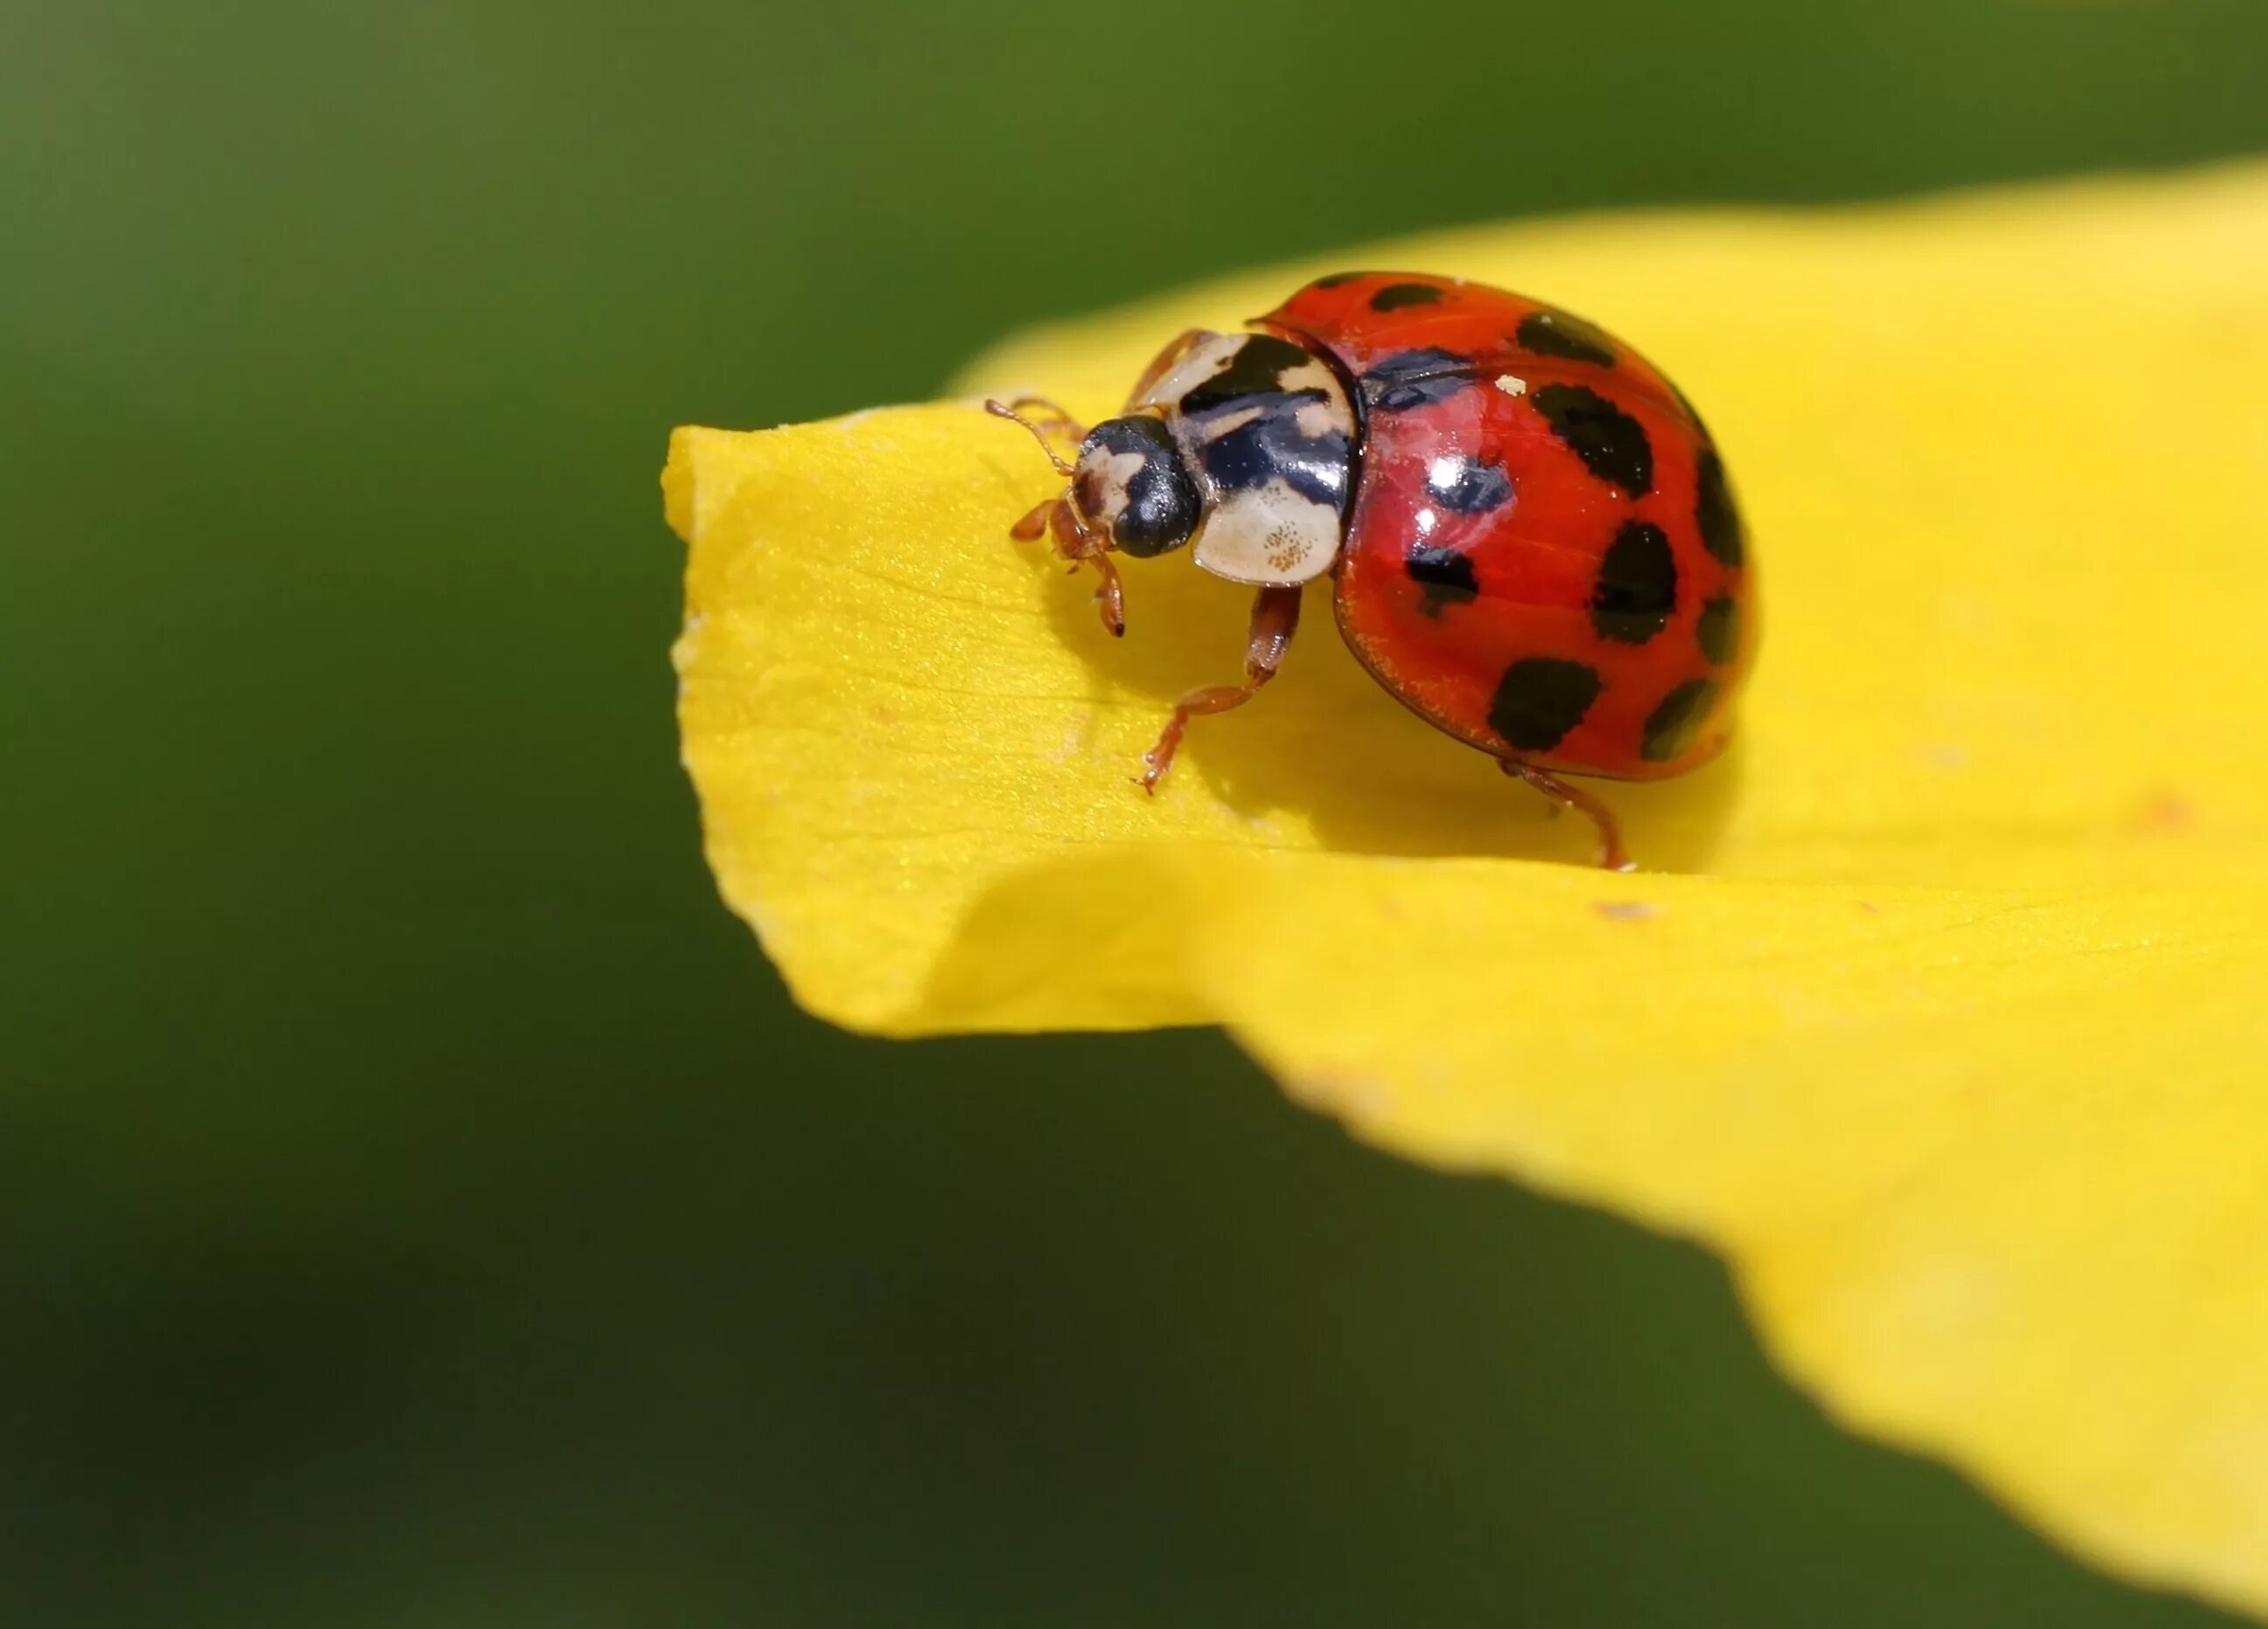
[1045,497,1125,637]
[1009,498,1056,540]
[1499,760,1635,873]
[1139,584,1302,791]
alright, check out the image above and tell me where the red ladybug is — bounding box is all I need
[989,271,1753,871]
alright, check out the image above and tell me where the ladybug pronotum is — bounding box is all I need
[989,271,1754,872]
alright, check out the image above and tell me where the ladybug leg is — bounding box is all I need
[1010,498,1056,540]
[1124,329,1208,408]
[1047,497,1124,637]
[1082,552,1125,638]
[1499,760,1635,873]
[1139,585,1302,791]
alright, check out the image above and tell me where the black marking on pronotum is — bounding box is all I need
[1696,595,1739,666]
[1406,543,1479,618]
[1425,456,1513,514]
[1078,416,1200,557]
[1695,445,1743,566]
[1590,521,1677,645]
[1168,333,1352,510]
[1198,413,1352,511]
[1361,348,1476,412]
[1516,308,1616,367]
[1489,658,1602,753]
[1642,678,1718,763]
[1177,335,1318,416]
[1371,281,1446,311]
[1530,383,1654,495]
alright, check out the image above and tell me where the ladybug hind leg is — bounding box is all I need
[1499,760,1635,873]
[1139,584,1302,791]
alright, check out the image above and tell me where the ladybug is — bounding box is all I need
[987,271,1753,871]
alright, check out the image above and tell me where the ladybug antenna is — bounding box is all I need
[985,398,1079,477]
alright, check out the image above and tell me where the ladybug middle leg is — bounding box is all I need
[1139,584,1302,791]
[1499,760,1635,873]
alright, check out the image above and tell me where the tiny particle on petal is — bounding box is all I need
[1495,374,1528,396]
[1594,900,1660,921]
[2132,790,2193,834]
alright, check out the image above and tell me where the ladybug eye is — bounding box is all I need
[1073,417,1200,558]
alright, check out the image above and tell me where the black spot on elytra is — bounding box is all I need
[1405,543,1479,618]
[1516,308,1616,367]
[1362,348,1475,412]
[1371,281,1445,311]
[1591,521,1677,645]
[1696,595,1739,665]
[1695,445,1743,566]
[1178,334,1317,416]
[1425,456,1513,514]
[1489,659,1602,753]
[1641,678,1718,763]
[1531,383,1653,495]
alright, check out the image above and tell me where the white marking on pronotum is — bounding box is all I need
[1192,480,1339,585]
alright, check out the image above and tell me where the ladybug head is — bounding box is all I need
[1068,415,1201,558]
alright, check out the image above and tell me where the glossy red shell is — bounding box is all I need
[1261,272,1755,780]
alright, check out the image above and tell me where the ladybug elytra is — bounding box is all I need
[989,272,1754,872]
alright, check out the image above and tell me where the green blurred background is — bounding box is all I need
[7,3,2268,1623]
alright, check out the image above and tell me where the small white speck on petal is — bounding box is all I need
[1594,900,1660,921]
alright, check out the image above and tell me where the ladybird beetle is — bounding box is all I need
[987,271,1753,871]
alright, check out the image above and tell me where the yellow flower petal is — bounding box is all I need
[666,162,2268,1612]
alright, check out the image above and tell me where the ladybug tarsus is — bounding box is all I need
[1138,583,1301,790]
[1500,759,1635,873]
[1089,554,1126,638]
